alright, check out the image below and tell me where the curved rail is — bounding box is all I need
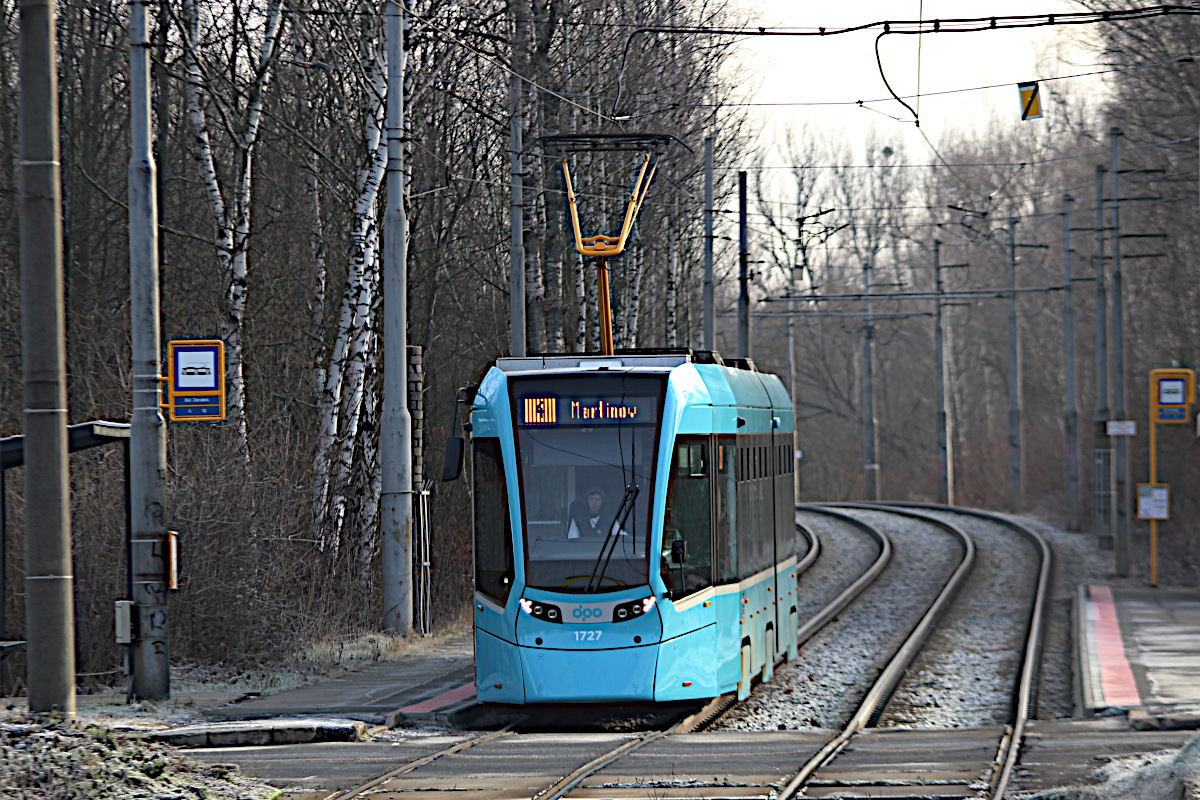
[795,521,822,576]
[778,504,976,800]
[874,502,1052,800]
[793,506,892,648]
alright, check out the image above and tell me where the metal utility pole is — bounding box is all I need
[1062,195,1080,531]
[1007,218,1023,512]
[21,0,75,714]
[703,137,714,351]
[508,74,526,357]
[1110,127,1130,577]
[862,264,879,501]
[934,241,954,506]
[1093,166,1111,540]
[129,0,169,699]
[381,0,413,634]
[737,170,749,359]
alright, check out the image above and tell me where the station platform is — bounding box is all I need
[206,632,476,726]
[1076,583,1200,724]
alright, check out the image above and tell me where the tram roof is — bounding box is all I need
[496,350,743,374]
[492,350,791,412]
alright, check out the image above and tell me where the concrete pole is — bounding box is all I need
[1110,127,1130,577]
[129,0,169,698]
[20,0,75,714]
[787,267,798,501]
[1094,166,1110,536]
[154,0,169,262]
[935,241,953,506]
[862,264,879,501]
[737,170,749,359]
[509,74,526,357]
[1008,218,1023,512]
[1062,195,1080,531]
[703,137,714,351]
[381,0,413,634]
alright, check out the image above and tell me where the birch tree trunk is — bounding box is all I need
[524,143,546,352]
[356,323,382,581]
[327,219,379,549]
[182,0,285,465]
[312,51,386,537]
[575,253,587,351]
[627,244,643,349]
[588,258,600,352]
[302,65,327,395]
[593,143,607,352]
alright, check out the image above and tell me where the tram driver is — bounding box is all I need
[566,487,627,539]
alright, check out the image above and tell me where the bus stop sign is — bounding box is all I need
[1151,368,1194,425]
[164,340,226,422]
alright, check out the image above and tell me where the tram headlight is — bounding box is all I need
[519,597,562,624]
[613,595,657,623]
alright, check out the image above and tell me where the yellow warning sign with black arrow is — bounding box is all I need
[1018,81,1042,121]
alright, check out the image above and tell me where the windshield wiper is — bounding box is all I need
[585,483,640,593]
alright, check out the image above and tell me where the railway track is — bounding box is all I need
[316,505,1051,800]
[774,503,1052,800]
[322,519,884,799]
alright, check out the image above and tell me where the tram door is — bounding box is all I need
[660,435,719,696]
[662,436,715,603]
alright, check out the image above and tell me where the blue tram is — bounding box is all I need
[462,350,796,704]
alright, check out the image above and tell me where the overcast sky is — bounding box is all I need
[727,1,1100,162]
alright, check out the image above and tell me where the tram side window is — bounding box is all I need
[473,439,514,603]
[715,440,737,582]
[662,436,713,598]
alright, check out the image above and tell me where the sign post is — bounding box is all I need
[1145,368,1194,586]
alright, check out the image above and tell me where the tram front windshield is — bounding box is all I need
[510,374,664,594]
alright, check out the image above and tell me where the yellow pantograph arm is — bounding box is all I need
[562,152,656,258]
[619,159,657,252]
[614,155,653,253]
[561,157,590,256]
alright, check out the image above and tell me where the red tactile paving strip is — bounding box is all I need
[397,682,476,714]
[1089,584,1141,707]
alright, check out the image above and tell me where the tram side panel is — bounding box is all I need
[470,368,527,704]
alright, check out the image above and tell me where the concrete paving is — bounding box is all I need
[205,634,475,724]
[1014,717,1198,793]
[1078,584,1200,716]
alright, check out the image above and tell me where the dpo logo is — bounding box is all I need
[572,606,603,620]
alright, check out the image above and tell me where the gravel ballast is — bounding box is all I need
[879,508,1041,728]
[716,508,963,731]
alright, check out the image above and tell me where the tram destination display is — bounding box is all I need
[518,393,657,427]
